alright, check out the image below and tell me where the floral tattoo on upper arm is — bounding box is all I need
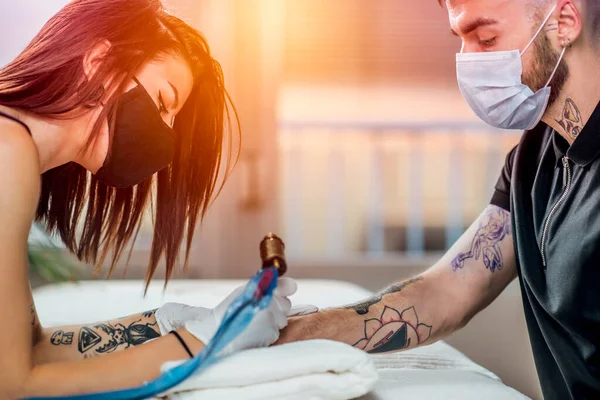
[451,206,512,273]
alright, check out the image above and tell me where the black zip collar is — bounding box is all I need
[552,129,569,168]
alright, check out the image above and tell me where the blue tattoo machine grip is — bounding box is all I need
[26,233,287,400]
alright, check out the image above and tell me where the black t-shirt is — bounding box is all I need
[491,101,600,399]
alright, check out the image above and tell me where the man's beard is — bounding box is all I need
[522,32,569,109]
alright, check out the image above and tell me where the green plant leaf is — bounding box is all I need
[28,223,82,283]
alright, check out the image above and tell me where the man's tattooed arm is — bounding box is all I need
[451,205,511,273]
[353,305,431,353]
[345,276,423,315]
[345,278,432,353]
[278,276,435,354]
[34,309,160,364]
[555,98,583,140]
[276,206,516,353]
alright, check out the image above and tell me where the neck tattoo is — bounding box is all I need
[555,98,583,140]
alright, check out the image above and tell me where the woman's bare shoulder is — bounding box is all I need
[0,118,40,221]
[0,117,38,159]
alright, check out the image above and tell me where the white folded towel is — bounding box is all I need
[367,342,531,400]
[371,341,500,381]
[158,340,379,400]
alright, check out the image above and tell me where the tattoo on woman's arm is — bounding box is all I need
[30,302,43,344]
[49,310,160,357]
[345,276,423,315]
[353,305,432,353]
[30,303,36,326]
[451,206,511,273]
[50,330,74,345]
[555,98,583,139]
[142,309,158,318]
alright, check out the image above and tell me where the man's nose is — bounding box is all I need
[460,42,483,54]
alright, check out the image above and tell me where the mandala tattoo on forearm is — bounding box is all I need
[555,98,583,139]
[345,276,424,315]
[49,310,160,357]
[451,206,511,273]
[353,305,432,354]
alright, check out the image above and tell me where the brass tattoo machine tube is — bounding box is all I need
[259,233,287,276]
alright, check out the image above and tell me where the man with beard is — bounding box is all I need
[277,1,600,398]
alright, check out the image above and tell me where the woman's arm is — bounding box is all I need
[33,310,162,364]
[0,127,201,398]
[24,329,204,397]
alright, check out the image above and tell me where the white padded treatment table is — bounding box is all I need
[33,280,530,399]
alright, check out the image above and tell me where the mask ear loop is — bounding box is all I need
[544,45,567,88]
[521,3,558,56]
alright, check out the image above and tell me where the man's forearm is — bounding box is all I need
[278,273,454,353]
[344,275,437,353]
[34,310,160,364]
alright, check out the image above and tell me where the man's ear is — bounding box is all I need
[82,39,111,80]
[556,0,583,48]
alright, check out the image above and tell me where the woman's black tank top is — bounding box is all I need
[0,109,31,135]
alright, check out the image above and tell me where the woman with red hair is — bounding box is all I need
[0,0,297,396]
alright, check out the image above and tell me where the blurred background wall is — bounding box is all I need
[1,1,540,398]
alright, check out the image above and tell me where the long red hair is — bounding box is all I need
[0,0,239,287]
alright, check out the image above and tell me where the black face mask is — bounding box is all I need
[95,78,176,188]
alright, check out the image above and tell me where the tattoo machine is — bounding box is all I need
[28,233,287,400]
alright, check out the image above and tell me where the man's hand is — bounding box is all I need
[276,315,321,345]
[276,309,366,347]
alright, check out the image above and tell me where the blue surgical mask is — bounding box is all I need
[456,4,566,130]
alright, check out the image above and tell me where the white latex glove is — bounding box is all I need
[155,278,318,355]
[185,277,297,355]
[155,302,318,336]
[155,303,212,336]
[288,304,319,316]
